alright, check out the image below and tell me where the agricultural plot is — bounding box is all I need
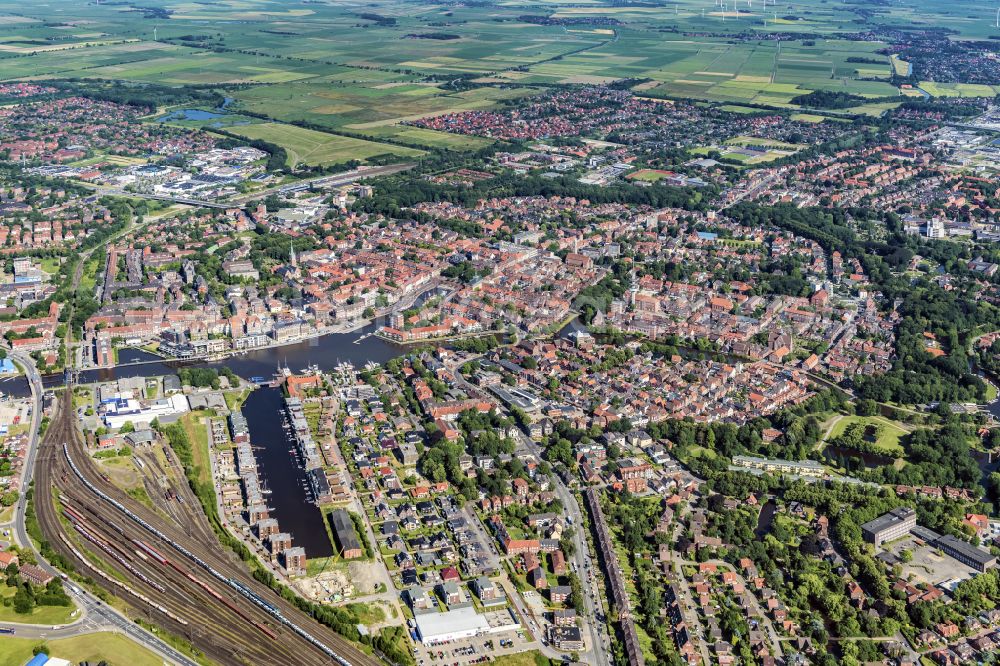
[0,42,197,81]
[0,0,987,152]
[224,122,425,167]
[523,34,900,107]
[364,126,493,151]
[919,82,1000,98]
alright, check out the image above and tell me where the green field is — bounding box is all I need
[226,123,425,167]
[826,415,907,456]
[0,632,163,666]
[919,82,1000,98]
[0,585,77,625]
[492,650,553,666]
[627,169,673,182]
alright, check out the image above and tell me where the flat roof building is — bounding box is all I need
[935,535,997,573]
[549,625,585,651]
[731,455,825,477]
[413,606,491,645]
[861,507,916,548]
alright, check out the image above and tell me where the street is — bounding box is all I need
[449,361,611,665]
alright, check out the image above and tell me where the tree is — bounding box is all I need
[856,399,878,416]
[13,586,34,614]
[560,528,577,558]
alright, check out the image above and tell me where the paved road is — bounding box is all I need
[449,364,610,665]
[663,529,711,666]
[4,352,198,665]
[681,558,783,658]
[514,432,610,665]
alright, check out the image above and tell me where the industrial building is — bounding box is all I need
[413,607,490,645]
[100,393,190,429]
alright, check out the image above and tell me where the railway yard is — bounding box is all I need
[33,391,381,666]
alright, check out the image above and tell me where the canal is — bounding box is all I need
[241,385,334,557]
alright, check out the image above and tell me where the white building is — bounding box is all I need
[414,607,491,645]
[102,394,190,429]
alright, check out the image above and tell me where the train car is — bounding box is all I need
[62,505,87,524]
[230,579,279,614]
[132,540,168,565]
[255,622,278,640]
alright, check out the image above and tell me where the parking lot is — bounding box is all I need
[413,630,535,665]
[887,536,978,587]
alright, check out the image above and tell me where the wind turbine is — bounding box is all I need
[153,26,158,41]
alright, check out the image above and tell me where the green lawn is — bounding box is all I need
[180,411,213,491]
[0,632,163,666]
[826,415,907,455]
[0,585,78,626]
[984,381,998,403]
[492,651,554,666]
[38,258,61,275]
[345,601,386,625]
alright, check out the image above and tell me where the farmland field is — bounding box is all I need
[0,0,990,160]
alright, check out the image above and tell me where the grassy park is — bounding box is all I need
[825,415,908,456]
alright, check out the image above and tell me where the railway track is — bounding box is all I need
[35,392,381,666]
